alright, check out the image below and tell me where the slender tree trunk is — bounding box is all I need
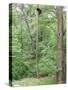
[35,22,39,78]
[56,6,64,83]
[36,8,39,78]
[20,14,23,56]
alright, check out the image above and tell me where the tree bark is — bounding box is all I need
[56,6,64,83]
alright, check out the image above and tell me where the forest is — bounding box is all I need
[9,4,66,86]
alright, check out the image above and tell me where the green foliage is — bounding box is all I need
[12,60,29,80]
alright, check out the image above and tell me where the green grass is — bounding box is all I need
[12,77,57,86]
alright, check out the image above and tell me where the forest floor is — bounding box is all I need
[12,76,57,86]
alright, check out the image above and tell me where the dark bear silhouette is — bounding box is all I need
[38,73,48,78]
[36,8,42,15]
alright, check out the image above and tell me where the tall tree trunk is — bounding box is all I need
[56,6,64,83]
[20,14,23,56]
[62,13,66,83]
[36,7,39,78]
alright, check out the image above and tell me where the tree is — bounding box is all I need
[56,6,65,83]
